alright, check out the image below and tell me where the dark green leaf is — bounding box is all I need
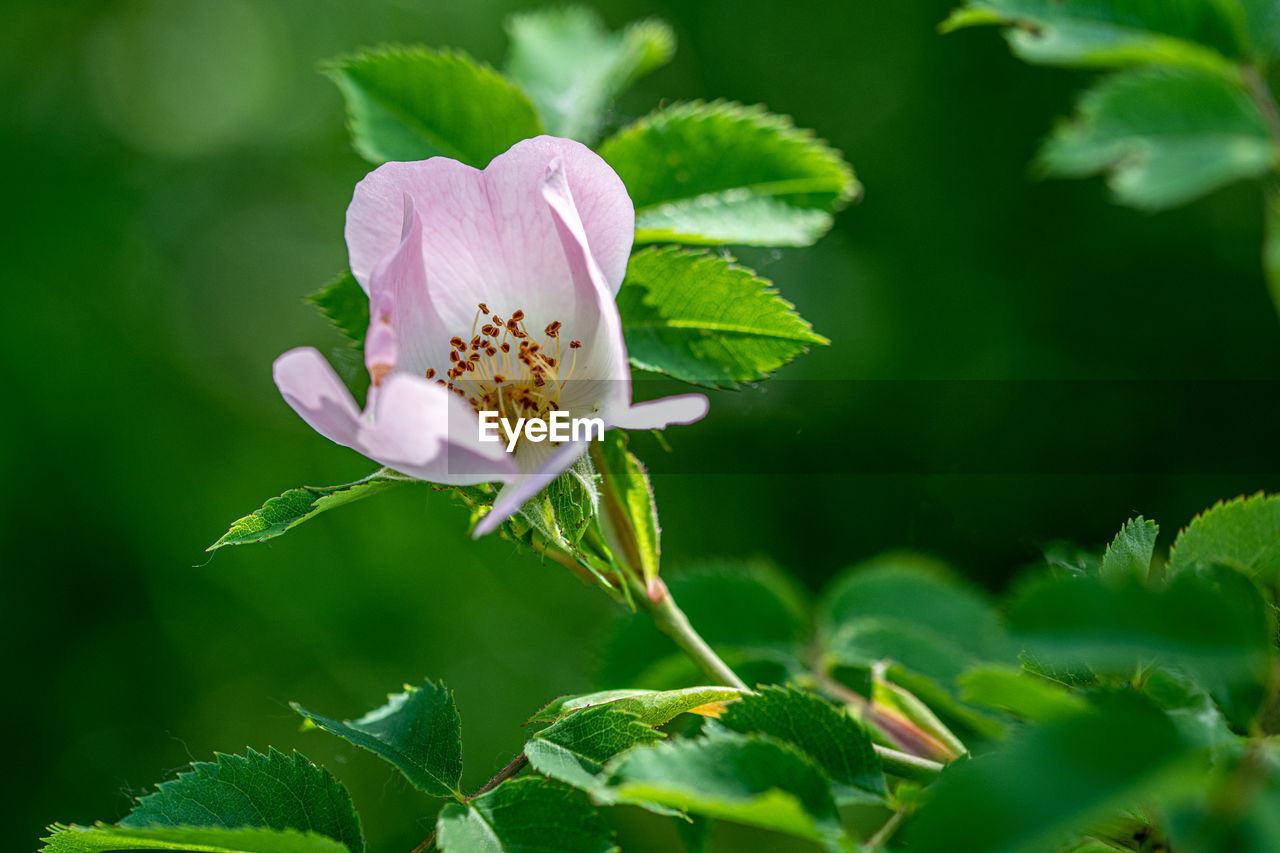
[717,686,886,802]
[40,824,350,853]
[1168,492,1280,581]
[599,101,857,247]
[1099,516,1158,585]
[1038,67,1275,211]
[618,247,827,389]
[324,46,543,166]
[901,693,1193,853]
[308,271,367,349]
[603,732,846,850]
[525,705,663,789]
[504,8,674,143]
[528,686,749,725]
[292,680,463,798]
[941,0,1246,69]
[957,665,1089,722]
[208,472,405,550]
[119,748,363,853]
[435,777,616,853]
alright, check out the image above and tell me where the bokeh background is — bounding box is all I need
[5,1,1278,850]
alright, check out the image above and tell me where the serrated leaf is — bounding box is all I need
[528,686,749,726]
[309,271,368,349]
[601,731,847,850]
[941,0,1246,69]
[40,824,350,853]
[900,692,1192,853]
[209,471,404,550]
[324,46,543,166]
[1007,565,1275,728]
[598,559,811,689]
[1099,516,1158,585]
[716,686,886,802]
[591,431,661,592]
[599,101,857,247]
[435,777,616,853]
[118,748,363,853]
[505,8,674,144]
[957,665,1089,722]
[291,680,463,799]
[618,247,827,388]
[524,705,663,790]
[1038,66,1276,211]
[1168,492,1280,580]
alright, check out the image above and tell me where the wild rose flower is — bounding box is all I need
[273,137,708,536]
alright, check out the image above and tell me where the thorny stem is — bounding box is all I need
[410,753,531,853]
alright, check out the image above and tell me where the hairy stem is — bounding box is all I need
[641,592,749,691]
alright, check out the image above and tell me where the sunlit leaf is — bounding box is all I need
[435,777,616,853]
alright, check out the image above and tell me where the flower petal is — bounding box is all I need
[473,439,590,538]
[273,347,363,448]
[366,195,447,375]
[608,394,711,430]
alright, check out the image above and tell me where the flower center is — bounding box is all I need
[428,302,582,424]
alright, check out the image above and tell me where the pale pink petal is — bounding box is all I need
[472,440,590,538]
[608,394,710,430]
[273,347,363,448]
[366,196,447,375]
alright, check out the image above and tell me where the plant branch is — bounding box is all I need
[641,591,749,690]
[874,744,944,781]
[409,752,530,853]
[866,807,908,850]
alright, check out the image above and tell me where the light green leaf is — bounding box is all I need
[602,732,847,850]
[1168,492,1280,580]
[505,8,674,143]
[323,46,543,166]
[528,686,750,726]
[1038,66,1276,211]
[941,0,1245,69]
[900,693,1192,853]
[118,748,363,853]
[599,101,857,247]
[957,665,1089,722]
[618,247,827,389]
[524,705,663,790]
[208,471,405,550]
[435,777,617,853]
[716,686,886,802]
[309,271,367,349]
[40,824,350,853]
[292,680,463,799]
[1099,516,1158,585]
[591,431,660,591]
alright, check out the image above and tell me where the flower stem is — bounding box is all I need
[873,744,944,781]
[409,752,530,853]
[641,592,749,691]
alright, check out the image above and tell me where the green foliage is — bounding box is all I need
[40,825,351,853]
[1038,66,1275,211]
[528,686,750,725]
[208,472,405,550]
[118,748,363,853]
[1168,492,1280,580]
[617,247,827,388]
[591,431,661,590]
[1099,516,1158,584]
[308,272,368,349]
[716,686,886,802]
[324,46,543,166]
[504,8,674,143]
[601,732,848,850]
[435,777,616,853]
[957,665,1089,722]
[292,680,463,799]
[599,101,858,247]
[525,705,663,789]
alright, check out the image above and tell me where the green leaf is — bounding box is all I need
[1007,566,1275,728]
[591,431,661,591]
[504,8,674,144]
[524,705,663,790]
[601,731,847,850]
[118,748,363,853]
[957,664,1089,722]
[309,271,367,349]
[208,472,404,550]
[291,680,463,799]
[40,824,350,853]
[941,0,1246,69]
[1267,187,1280,319]
[435,777,617,853]
[716,686,886,802]
[599,101,857,247]
[618,247,827,389]
[1099,516,1158,585]
[598,559,811,689]
[1168,492,1280,581]
[1038,66,1276,211]
[528,686,750,725]
[901,692,1192,853]
[323,46,543,167]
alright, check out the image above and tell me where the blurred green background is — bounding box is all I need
[4,1,1279,850]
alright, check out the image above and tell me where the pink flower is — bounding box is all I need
[273,137,708,536]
